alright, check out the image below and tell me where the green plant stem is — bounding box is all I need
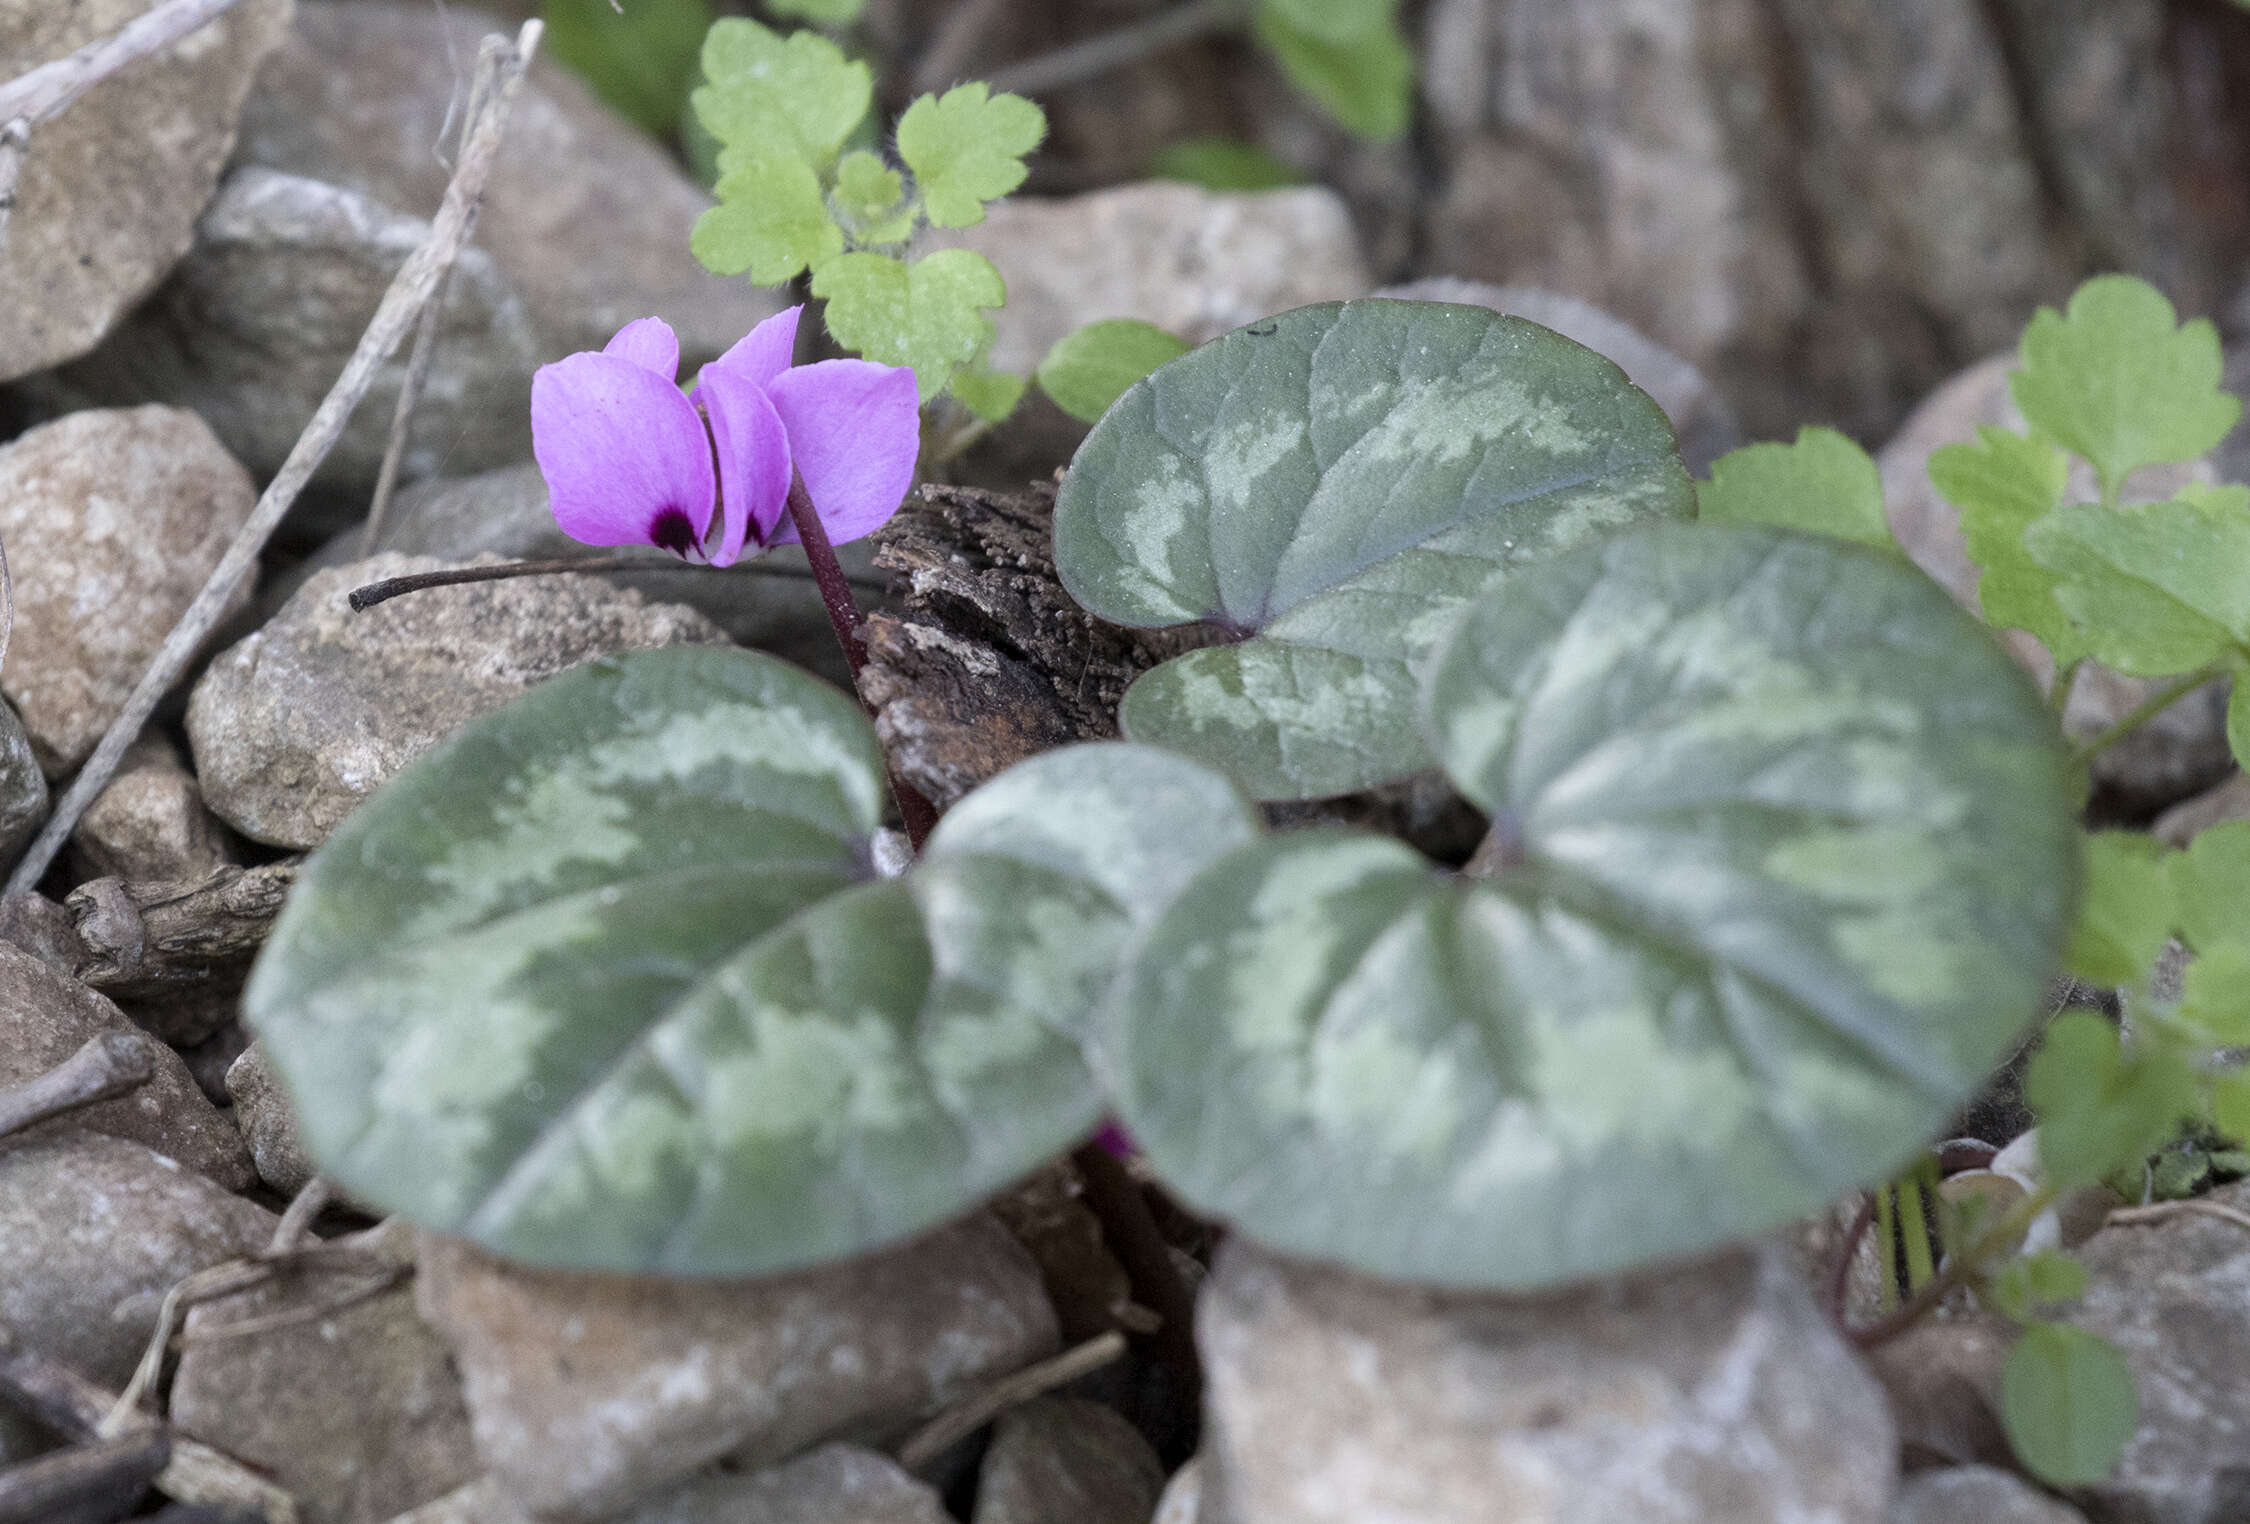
[1848,1181,2061,1349]
[2064,666,2222,769]
[986,0,1245,96]
[783,474,941,852]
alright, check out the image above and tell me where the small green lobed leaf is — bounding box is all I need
[1260,0,1397,44]
[2009,275,2242,503]
[1056,299,1693,800]
[1929,425,2078,664]
[694,149,844,282]
[1252,4,1414,142]
[1036,320,1191,425]
[2181,944,2250,1046]
[1696,426,1897,551]
[2164,819,2250,956]
[1115,524,2078,1287]
[2024,485,2250,677]
[895,83,1047,230]
[2002,1323,2139,1487]
[2067,831,2174,989]
[1990,1251,2088,1322]
[813,248,1008,402]
[948,362,1027,424]
[542,0,713,138]
[2026,1010,2199,1188]
[693,17,871,169]
[831,149,916,245]
[764,0,863,22]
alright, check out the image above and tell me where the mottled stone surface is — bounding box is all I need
[414,1215,1059,1521]
[0,0,292,379]
[0,700,46,865]
[0,942,250,1187]
[0,1133,274,1388]
[973,1397,1166,1524]
[1195,1237,1894,1523]
[187,554,726,849]
[224,1041,314,1198]
[170,1222,480,1524]
[391,1446,952,1524]
[72,734,231,883]
[2057,1182,2250,1524]
[0,407,257,774]
[1889,1465,2087,1524]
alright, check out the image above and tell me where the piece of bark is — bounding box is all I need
[860,482,1207,806]
[63,864,294,1003]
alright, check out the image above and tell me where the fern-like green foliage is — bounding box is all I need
[689,17,1046,414]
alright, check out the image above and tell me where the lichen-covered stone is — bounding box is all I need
[72,734,231,883]
[186,555,727,849]
[0,407,257,775]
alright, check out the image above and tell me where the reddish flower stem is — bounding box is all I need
[785,474,939,852]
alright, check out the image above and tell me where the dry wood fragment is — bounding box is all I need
[64,864,295,1000]
[0,1033,154,1142]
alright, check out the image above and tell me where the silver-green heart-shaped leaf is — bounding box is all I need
[250,666,1256,1274]
[1054,299,1693,801]
[1110,524,2077,1286]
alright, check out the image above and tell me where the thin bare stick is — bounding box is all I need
[4,19,544,897]
[0,0,246,253]
[268,1178,335,1255]
[0,1425,167,1524]
[894,1331,1126,1472]
[987,0,1240,97]
[361,53,502,555]
[347,555,857,612]
[2107,1198,2250,1235]
[0,1033,154,1141]
[1071,1144,1202,1409]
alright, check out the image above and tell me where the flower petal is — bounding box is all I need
[602,317,680,380]
[532,352,714,554]
[763,358,920,546]
[696,367,791,566]
[706,305,803,392]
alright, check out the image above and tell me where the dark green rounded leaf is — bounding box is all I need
[2003,1323,2139,1486]
[1112,525,2077,1286]
[252,708,1256,1275]
[1055,299,1691,800]
[249,648,889,1269]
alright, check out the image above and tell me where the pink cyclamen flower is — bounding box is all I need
[529,306,919,566]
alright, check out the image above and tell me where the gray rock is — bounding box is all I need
[0,406,258,775]
[0,942,250,1188]
[50,0,784,493]
[0,0,292,380]
[0,1133,275,1389]
[2055,1180,2250,1524]
[1890,1465,2087,1524]
[974,1397,1165,1524]
[185,554,728,850]
[295,462,868,683]
[1875,353,2233,813]
[392,1446,951,1524]
[1195,1237,1894,1524]
[223,1042,314,1198]
[413,1214,1060,1521]
[1377,278,1742,472]
[924,182,1370,380]
[48,167,537,498]
[2154,773,2250,850]
[0,889,84,976]
[1862,1312,2016,1471]
[1152,1459,1202,1524]
[71,734,232,883]
[169,1220,481,1524]
[0,699,47,865]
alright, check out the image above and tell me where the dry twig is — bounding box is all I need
[0,1032,153,1142]
[2106,1198,2250,1236]
[893,1331,1127,1472]
[0,0,245,253]
[4,19,544,896]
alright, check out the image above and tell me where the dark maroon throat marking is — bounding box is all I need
[648,507,699,558]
